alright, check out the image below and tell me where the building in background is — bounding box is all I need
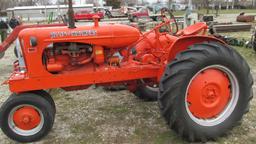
[74,0,87,5]
[6,4,93,22]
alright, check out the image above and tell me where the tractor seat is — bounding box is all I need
[177,22,208,36]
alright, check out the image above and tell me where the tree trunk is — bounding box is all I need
[205,0,209,14]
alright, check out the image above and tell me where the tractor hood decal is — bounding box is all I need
[50,30,97,38]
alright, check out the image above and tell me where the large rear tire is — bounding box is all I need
[0,93,55,143]
[159,42,253,142]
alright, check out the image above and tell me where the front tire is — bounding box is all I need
[0,93,55,143]
[31,90,56,115]
[159,42,253,142]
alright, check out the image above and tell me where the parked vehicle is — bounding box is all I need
[128,7,167,22]
[120,6,137,15]
[150,2,187,12]
[105,6,135,18]
[171,3,187,11]
[74,8,104,21]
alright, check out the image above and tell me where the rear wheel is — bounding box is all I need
[159,42,253,142]
[0,93,55,143]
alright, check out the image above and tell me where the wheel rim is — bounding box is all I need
[8,104,44,136]
[185,65,239,126]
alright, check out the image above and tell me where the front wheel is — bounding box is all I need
[159,42,253,142]
[0,93,55,143]
[31,90,56,115]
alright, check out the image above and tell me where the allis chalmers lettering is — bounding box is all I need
[50,30,97,38]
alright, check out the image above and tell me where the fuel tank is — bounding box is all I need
[19,24,141,49]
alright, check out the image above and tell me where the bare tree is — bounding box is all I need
[205,0,210,14]
[253,0,256,7]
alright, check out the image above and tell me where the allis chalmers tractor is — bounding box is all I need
[0,1,253,143]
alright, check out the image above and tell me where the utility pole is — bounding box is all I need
[168,0,172,10]
[184,0,192,27]
[188,0,192,10]
[44,0,47,21]
[99,0,104,7]
[57,0,60,16]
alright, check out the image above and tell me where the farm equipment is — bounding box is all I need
[237,12,255,22]
[0,0,253,143]
[209,24,256,50]
[74,8,104,21]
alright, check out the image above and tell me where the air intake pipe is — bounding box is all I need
[67,0,76,29]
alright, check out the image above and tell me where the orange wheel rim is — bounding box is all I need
[185,65,239,126]
[187,68,231,118]
[13,106,41,130]
[8,104,44,136]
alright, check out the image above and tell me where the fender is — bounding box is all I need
[167,35,226,62]
[157,35,226,81]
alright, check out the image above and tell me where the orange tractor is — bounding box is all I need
[0,1,253,143]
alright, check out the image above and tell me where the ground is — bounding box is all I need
[0,30,256,144]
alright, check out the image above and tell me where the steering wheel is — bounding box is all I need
[159,8,179,35]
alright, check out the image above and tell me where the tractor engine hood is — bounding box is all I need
[19,24,140,49]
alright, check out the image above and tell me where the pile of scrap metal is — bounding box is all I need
[237,12,255,22]
[209,24,256,51]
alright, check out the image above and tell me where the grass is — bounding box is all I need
[98,105,130,114]
[153,131,187,144]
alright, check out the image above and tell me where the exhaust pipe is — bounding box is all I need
[67,0,76,29]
